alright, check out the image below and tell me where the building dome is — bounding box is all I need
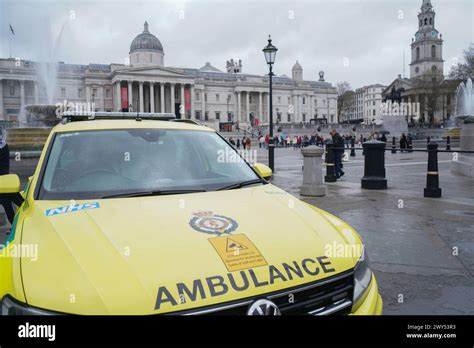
[129,21,164,54]
[292,61,302,71]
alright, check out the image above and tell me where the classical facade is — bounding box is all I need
[383,0,458,125]
[0,21,338,130]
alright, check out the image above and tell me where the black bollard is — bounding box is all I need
[391,137,397,154]
[350,138,356,157]
[324,142,337,183]
[361,140,387,190]
[424,142,442,198]
[446,136,451,151]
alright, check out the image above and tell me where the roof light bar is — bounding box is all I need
[62,111,177,122]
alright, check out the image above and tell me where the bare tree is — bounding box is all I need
[449,44,474,81]
[338,91,356,124]
[336,82,353,123]
[414,72,443,125]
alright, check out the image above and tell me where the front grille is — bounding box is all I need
[183,270,354,315]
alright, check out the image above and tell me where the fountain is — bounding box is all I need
[7,20,69,151]
[451,78,474,177]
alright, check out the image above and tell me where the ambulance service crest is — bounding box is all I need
[189,211,238,236]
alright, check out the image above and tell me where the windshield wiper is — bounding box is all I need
[217,179,265,191]
[101,189,206,199]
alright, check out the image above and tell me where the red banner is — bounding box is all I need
[184,87,191,114]
[121,86,128,110]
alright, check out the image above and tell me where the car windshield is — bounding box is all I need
[37,128,261,200]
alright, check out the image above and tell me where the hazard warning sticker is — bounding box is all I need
[208,234,268,272]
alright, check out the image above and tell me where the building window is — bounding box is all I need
[195,111,201,120]
[204,93,208,102]
[278,96,281,104]
[92,88,97,99]
[416,47,420,61]
[302,97,306,105]
[205,111,209,120]
[287,113,291,122]
[105,88,111,98]
[216,94,219,102]
[429,18,433,25]
[9,83,15,96]
[60,87,66,98]
[431,45,436,58]
[302,113,306,122]
[288,96,291,104]
[373,110,376,116]
[195,92,200,101]
[78,88,84,98]
[215,112,220,120]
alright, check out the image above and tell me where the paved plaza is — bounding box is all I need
[258,146,474,315]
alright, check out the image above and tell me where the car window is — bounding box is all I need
[38,128,260,200]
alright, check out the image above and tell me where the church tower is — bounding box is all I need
[410,0,444,79]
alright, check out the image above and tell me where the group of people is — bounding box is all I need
[228,136,252,150]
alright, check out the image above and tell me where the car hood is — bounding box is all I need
[20,184,362,314]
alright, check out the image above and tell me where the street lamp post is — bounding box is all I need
[263,35,278,172]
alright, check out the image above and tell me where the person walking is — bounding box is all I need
[245,136,251,150]
[242,136,246,150]
[330,129,345,179]
[259,135,265,149]
[229,137,236,146]
[400,133,408,152]
[0,132,15,225]
[236,138,240,149]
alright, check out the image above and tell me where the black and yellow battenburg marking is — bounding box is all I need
[154,256,336,310]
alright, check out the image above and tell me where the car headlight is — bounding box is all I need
[352,251,372,309]
[1,295,57,315]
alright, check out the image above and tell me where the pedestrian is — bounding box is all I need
[330,128,345,179]
[265,134,270,149]
[0,131,15,225]
[400,133,408,152]
[242,136,246,150]
[245,136,251,150]
[229,137,236,146]
[259,136,265,149]
[380,134,387,143]
[236,138,240,149]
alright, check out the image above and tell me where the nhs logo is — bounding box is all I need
[45,202,100,217]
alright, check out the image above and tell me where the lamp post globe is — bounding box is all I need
[263,35,278,172]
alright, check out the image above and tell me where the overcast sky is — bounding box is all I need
[0,0,472,88]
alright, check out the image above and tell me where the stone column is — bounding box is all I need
[180,84,185,118]
[138,82,143,112]
[33,81,39,104]
[170,83,175,115]
[20,80,25,109]
[150,82,155,113]
[86,85,91,104]
[128,81,133,111]
[201,87,205,119]
[237,92,241,122]
[259,92,263,123]
[246,91,250,123]
[160,83,165,113]
[0,79,3,119]
[300,146,326,197]
[115,81,121,111]
[310,96,314,120]
[190,85,195,119]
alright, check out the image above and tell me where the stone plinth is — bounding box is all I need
[382,114,408,139]
[300,146,326,197]
[451,122,474,178]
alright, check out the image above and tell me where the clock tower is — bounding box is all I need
[410,0,444,79]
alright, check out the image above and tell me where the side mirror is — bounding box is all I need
[0,174,21,194]
[253,163,272,180]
